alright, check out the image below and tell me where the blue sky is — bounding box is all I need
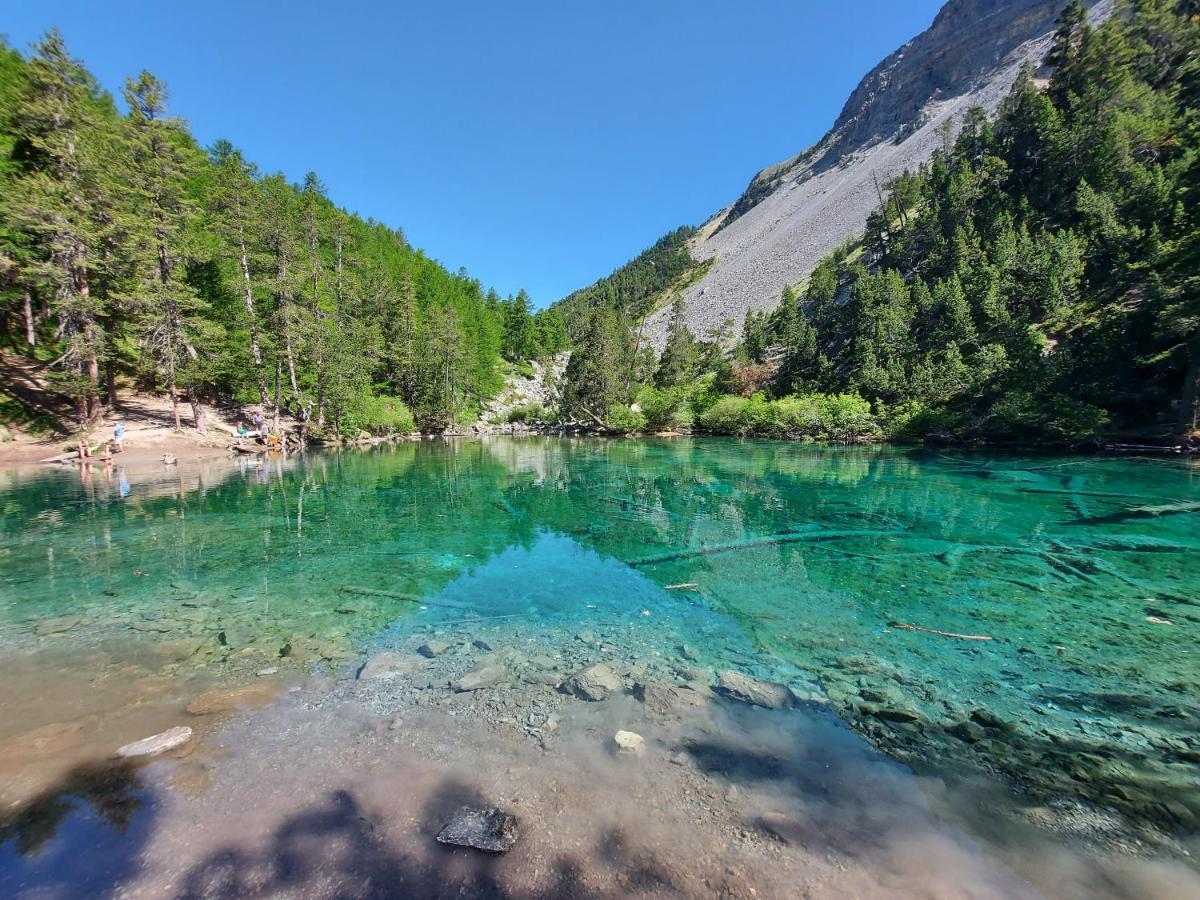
[3,1,943,307]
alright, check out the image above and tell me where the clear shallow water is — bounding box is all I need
[2,438,1199,842]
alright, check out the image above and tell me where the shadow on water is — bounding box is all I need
[175,780,679,900]
[0,760,155,898]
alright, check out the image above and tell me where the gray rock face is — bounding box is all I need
[436,807,519,853]
[452,664,506,692]
[115,726,193,758]
[638,0,1113,349]
[716,671,795,710]
[569,662,622,701]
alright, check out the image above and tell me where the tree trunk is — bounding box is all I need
[1178,350,1200,436]
[105,357,117,409]
[238,232,270,407]
[311,239,325,429]
[274,359,282,431]
[22,286,36,347]
[187,383,206,434]
[167,328,181,431]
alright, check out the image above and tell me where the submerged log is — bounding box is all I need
[889,622,994,641]
[630,529,892,567]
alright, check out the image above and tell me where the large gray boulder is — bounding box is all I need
[716,671,795,710]
[569,662,622,701]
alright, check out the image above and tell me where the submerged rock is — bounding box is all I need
[418,640,450,658]
[453,664,506,692]
[715,671,795,709]
[115,726,193,759]
[357,651,419,680]
[436,807,519,853]
[186,683,278,715]
[34,616,82,636]
[633,682,707,714]
[614,730,645,756]
[569,662,622,701]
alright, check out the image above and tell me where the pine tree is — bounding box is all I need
[3,30,113,423]
[561,306,632,421]
[655,295,697,388]
[208,139,271,407]
[120,70,211,431]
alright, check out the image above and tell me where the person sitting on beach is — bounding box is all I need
[113,422,125,452]
[237,421,250,437]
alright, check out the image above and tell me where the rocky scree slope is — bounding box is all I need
[641,0,1111,348]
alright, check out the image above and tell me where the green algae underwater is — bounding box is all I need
[1,438,1198,847]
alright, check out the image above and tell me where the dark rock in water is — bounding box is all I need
[436,807,519,853]
[867,704,922,724]
[715,671,794,709]
[946,720,985,743]
[969,708,1010,730]
[418,640,450,658]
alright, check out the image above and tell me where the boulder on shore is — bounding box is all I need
[716,671,795,710]
[569,662,622,701]
[614,730,645,756]
[436,807,519,853]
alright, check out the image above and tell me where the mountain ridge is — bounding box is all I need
[633,0,1111,348]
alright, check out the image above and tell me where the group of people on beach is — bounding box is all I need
[236,411,268,438]
[76,421,125,463]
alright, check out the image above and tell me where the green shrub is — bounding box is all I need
[697,395,751,435]
[697,391,880,441]
[983,392,1108,443]
[635,386,692,431]
[342,394,416,436]
[507,401,548,424]
[881,400,964,441]
[818,393,879,442]
[688,373,723,415]
[772,395,823,437]
[605,404,647,434]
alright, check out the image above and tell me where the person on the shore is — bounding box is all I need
[113,422,125,452]
[252,411,266,434]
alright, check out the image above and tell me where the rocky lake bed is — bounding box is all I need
[2,440,1200,897]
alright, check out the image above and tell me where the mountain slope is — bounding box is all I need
[639,0,1111,348]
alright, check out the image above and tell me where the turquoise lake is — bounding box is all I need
[2,438,1198,843]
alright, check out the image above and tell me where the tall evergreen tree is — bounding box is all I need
[655,295,698,388]
[3,30,113,422]
[120,70,211,430]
